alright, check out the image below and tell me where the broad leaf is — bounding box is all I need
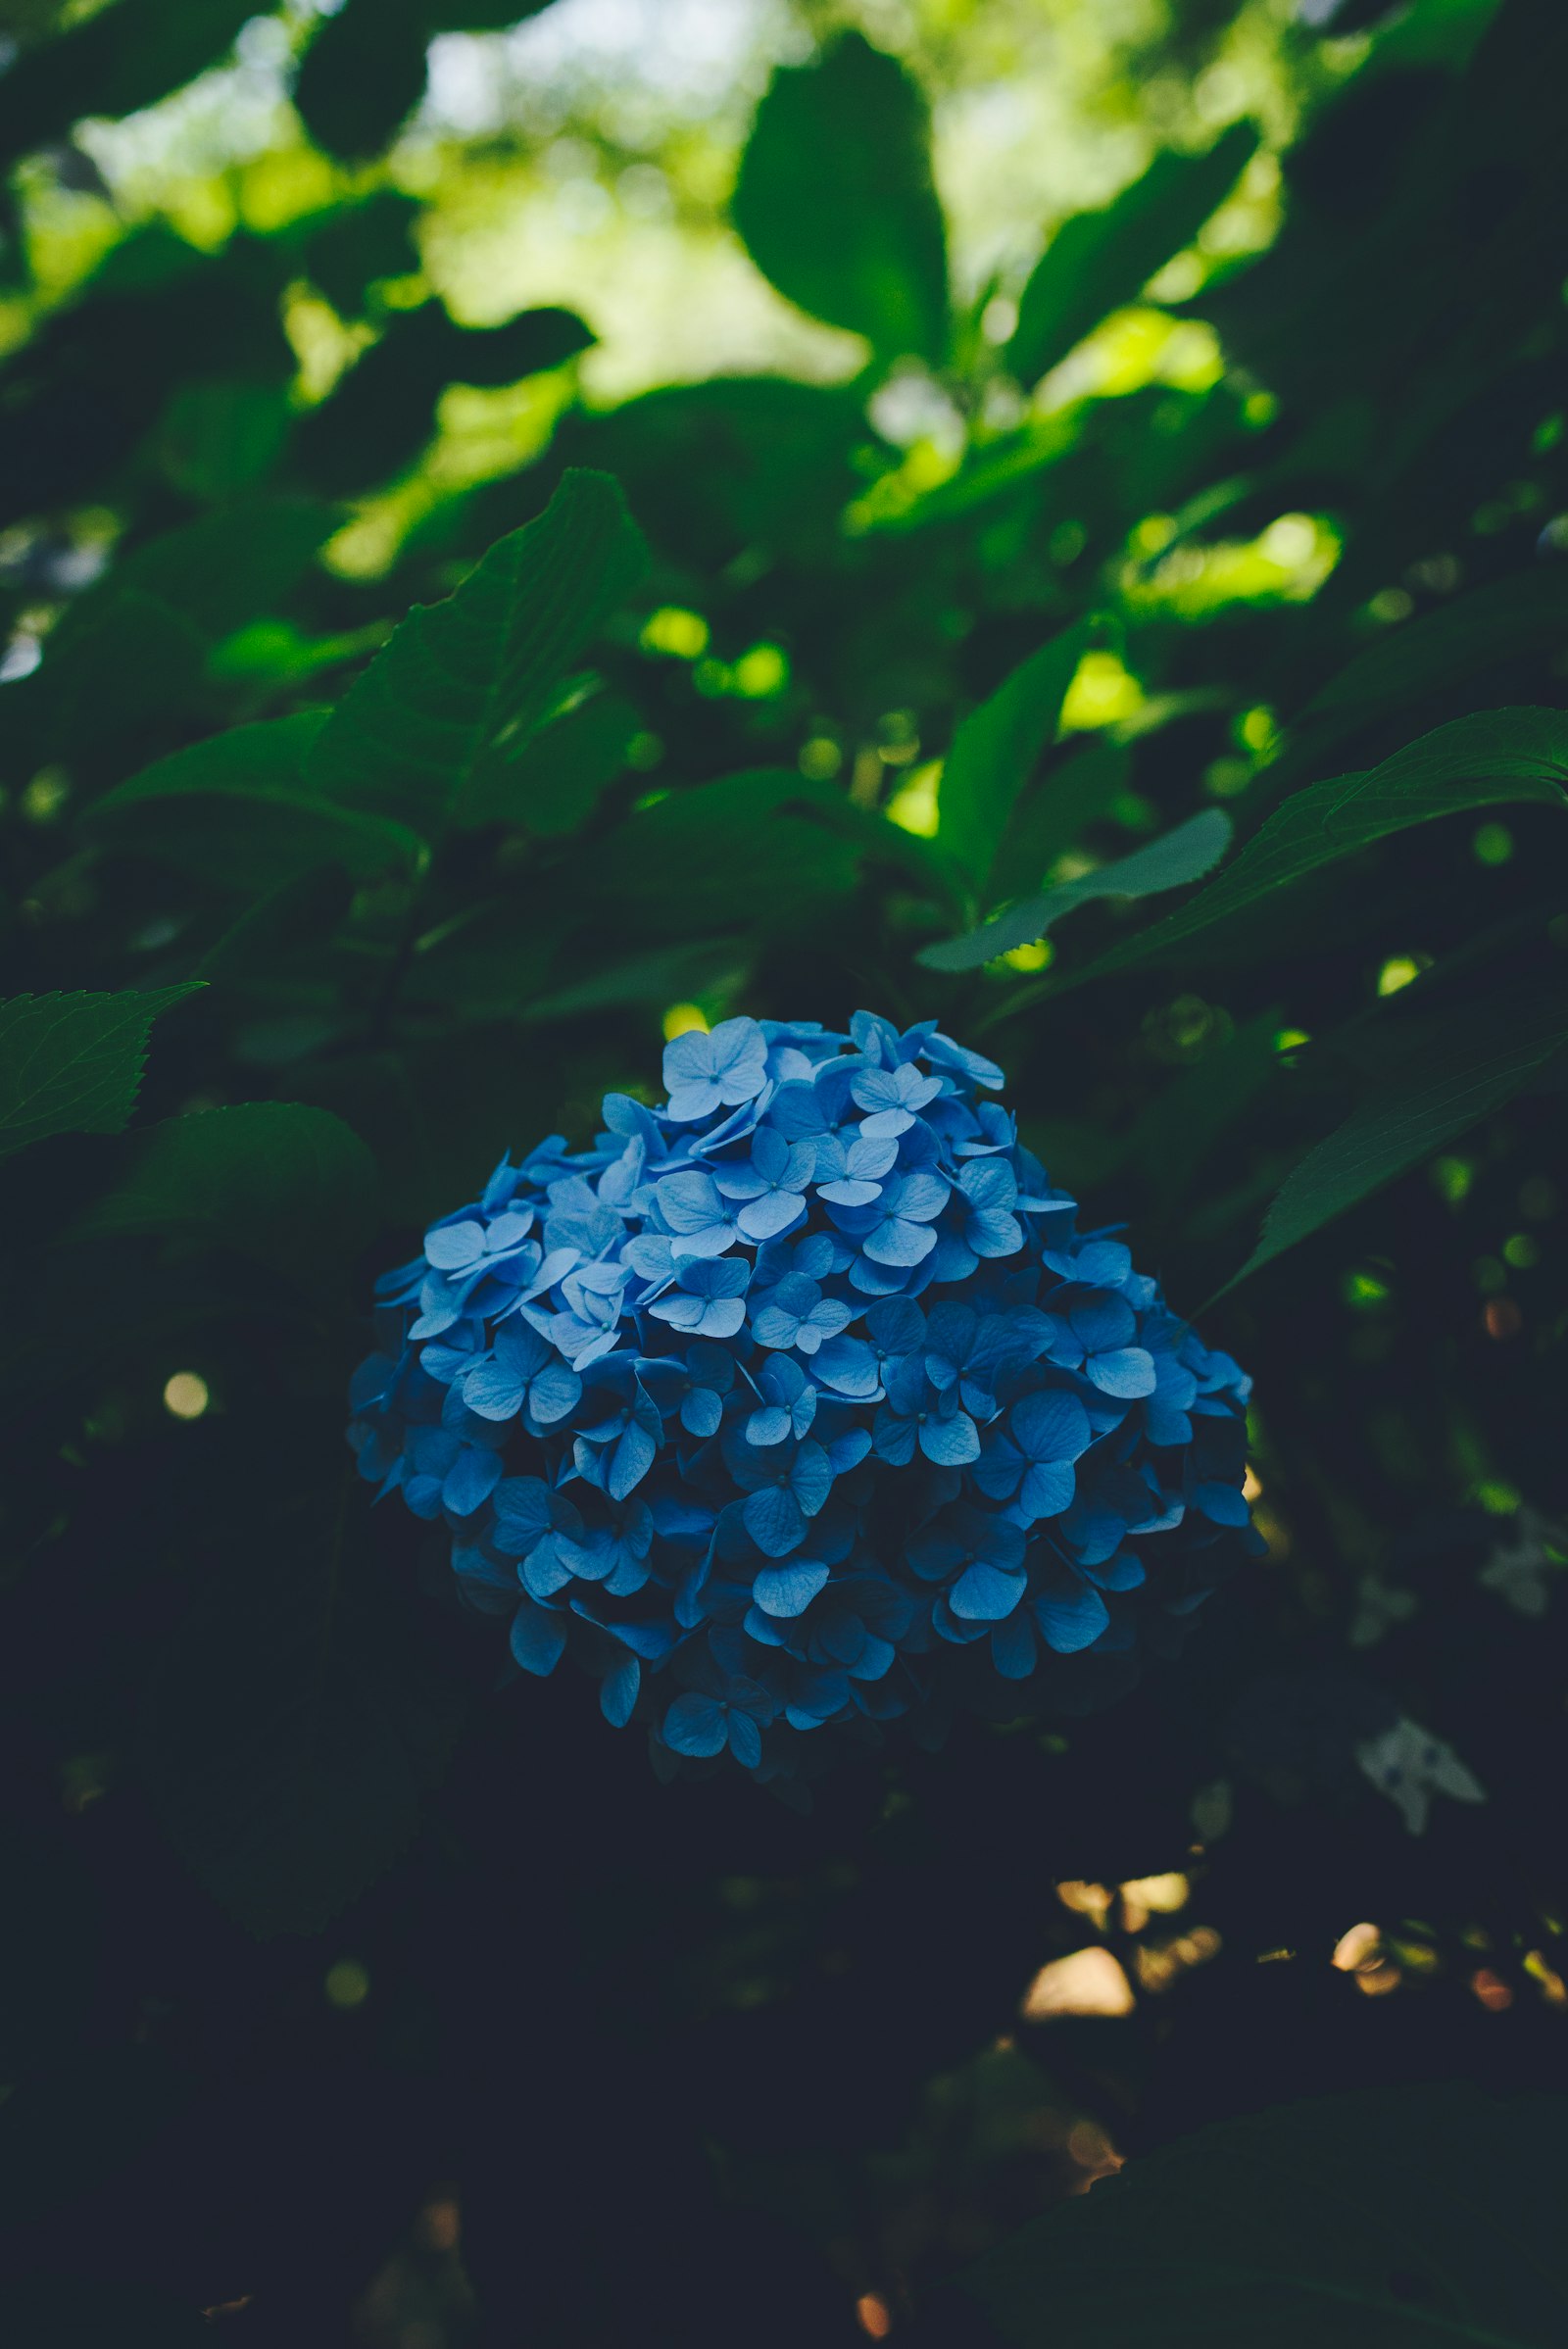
[935,620,1099,897]
[1301,565,1568,735]
[1007,122,1257,386]
[731,32,950,366]
[42,499,334,667]
[295,302,593,496]
[454,683,638,834]
[0,985,204,1158]
[921,809,1232,971]
[956,2084,1568,2346]
[1221,960,1568,1291]
[1067,709,1568,987]
[0,0,256,166]
[991,739,1131,900]
[89,714,425,889]
[74,1101,377,1285]
[307,468,647,837]
[138,1464,471,1935]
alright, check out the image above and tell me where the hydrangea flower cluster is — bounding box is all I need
[348,1013,1258,1786]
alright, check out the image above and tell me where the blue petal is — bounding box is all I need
[726,1710,763,1770]
[1088,1346,1157,1399]
[510,1598,567,1676]
[744,1486,808,1557]
[600,1655,641,1727]
[949,1561,1027,1621]
[919,1411,979,1467]
[1193,1479,1251,1527]
[753,1560,830,1618]
[662,1692,728,1758]
[813,1336,881,1398]
[443,1445,503,1516]
[1034,1577,1110,1653]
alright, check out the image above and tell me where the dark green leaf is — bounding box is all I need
[921,809,1232,971]
[732,31,950,365]
[958,2084,1568,2346]
[0,0,257,166]
[16,589,210,764]
[1126,1010,1281,1201]
[46,499,335,656]
[590,769,927,935]
[454,683,637,833]
[1067,708,1568,987]
[0,984,203,1157]
[519,941,743,1026]
[307,468,647,837]
[1221,960,1568,1291]
[1007,122,1258,386]
[294,302,593,496]
[292,0,555,160]
[297,190,424,316]
[992,739,1131,898]
[138,1468,471,1936]
[88,714,425,889]
[291,0,430,161]
[1286,565,1568,773]
[934,620,1099,898]
[74,1101,378,1286]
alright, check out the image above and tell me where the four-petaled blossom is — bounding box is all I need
[662,1017,769,1122]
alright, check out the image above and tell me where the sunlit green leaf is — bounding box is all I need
[1007,122,1257,387]
[921,808,1232,971]
[934,620,1099,898]
[732,31,950,365]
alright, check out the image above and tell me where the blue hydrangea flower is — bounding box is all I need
[349,1012,1259,1790]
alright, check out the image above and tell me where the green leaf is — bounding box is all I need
[294,301,593,496]
[731,31,950,365]
[935,620,1100,898]
[588,769,937,937]
[0,0,257,167]
[138,1466,471,1936]
[991,739,1131,899]
[74,1101,377,1286]
[1220,961,1568,1293]
[0,985,204,1158]
[88,714,425,889]
[306,469,648,838]
[920,809,1232,972]
[1126,1008,1282,1201]
[1007,122,1258,387]
[454,683,638,833]
[519,941,742,1026]
[958,2084,1568,2347]
[45,499,335,660]
[1066,709,1568,988]
[1284,566,1568,776]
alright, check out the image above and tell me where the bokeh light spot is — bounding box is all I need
[163,1372,210,1420]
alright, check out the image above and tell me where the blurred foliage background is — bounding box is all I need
[3,0,1568,2341]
